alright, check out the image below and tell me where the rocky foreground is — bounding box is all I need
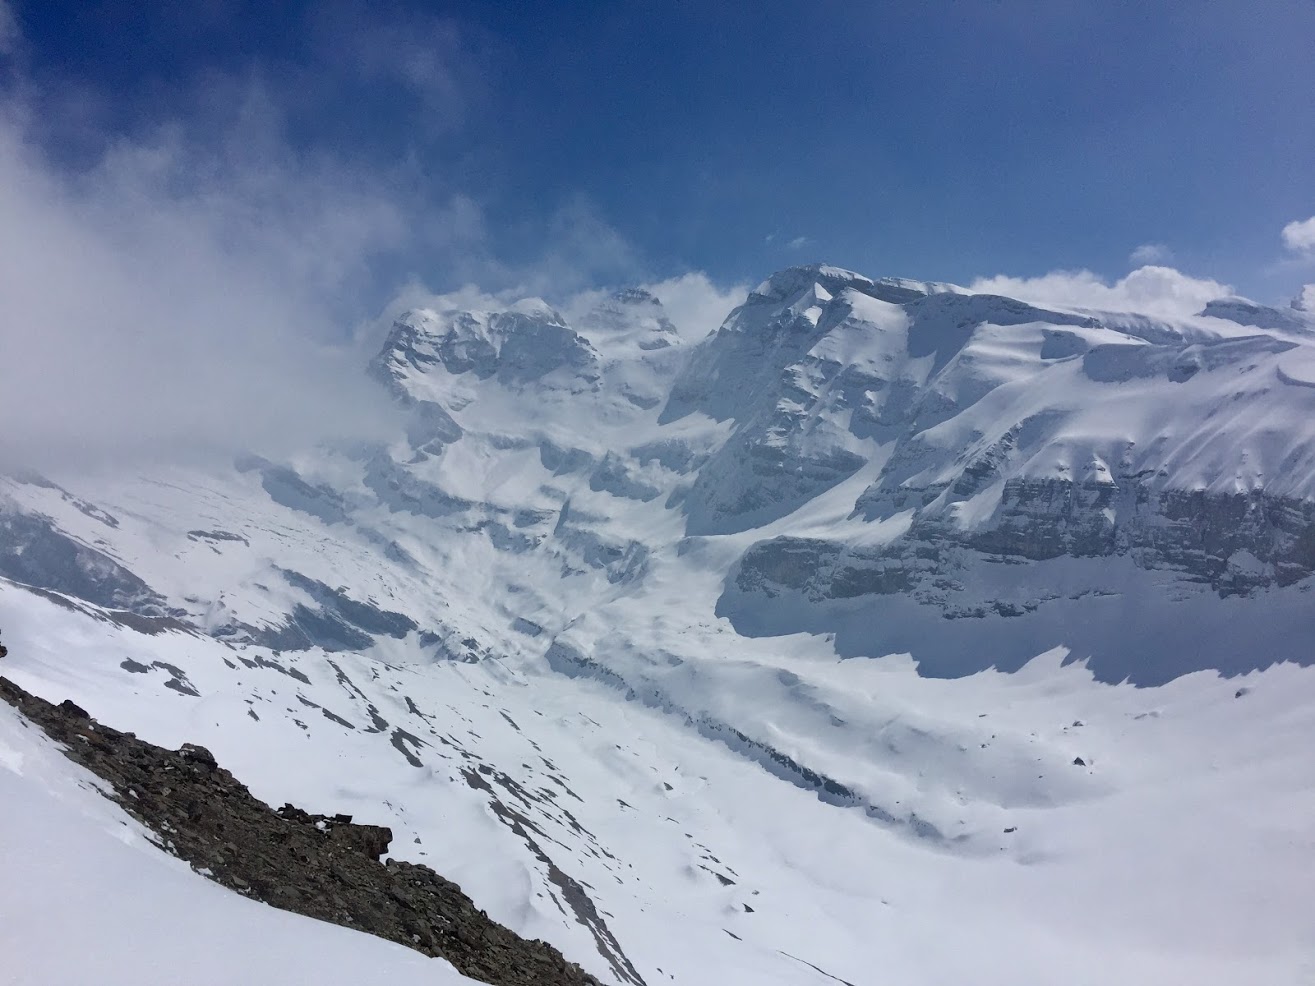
[0,671,603,986]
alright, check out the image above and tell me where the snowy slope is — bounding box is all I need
[0,698,479,986]
[4,268,1315,984]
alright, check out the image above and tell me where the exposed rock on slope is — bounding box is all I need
[0,674,604,986]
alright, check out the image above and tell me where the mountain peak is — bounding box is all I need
[608,286,662,307]
[506,297,566,321]
[749,264,877,303]
[576,287,681,353]
[749,265,966,313]
[371,298,598,401]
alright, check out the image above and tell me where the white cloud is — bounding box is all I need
[530,197,644,293]
[518,271,746,347]
[1129,242,1173,265]
[1281,215,1315,253]
[360,202,743,352]
[969,266,1233,318]
[642,272,748,341]
[764,232,812,252]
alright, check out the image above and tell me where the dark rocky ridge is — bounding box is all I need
[0,673,604,986]
[737,478,1315,606]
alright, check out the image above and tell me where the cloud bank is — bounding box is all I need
[968,265,1233,318]
[0,90,427,467]
[0,53,747,472]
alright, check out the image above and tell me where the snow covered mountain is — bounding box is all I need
[4,264,1315,985]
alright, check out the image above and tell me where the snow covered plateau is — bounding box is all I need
[4,264,1315,984]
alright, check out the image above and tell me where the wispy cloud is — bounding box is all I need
[765,232,812,252]
[531,196,646,293]
[1129,242,1173,265]
[310,6,488,137]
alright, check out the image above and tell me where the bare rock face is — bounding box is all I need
[275,804,394,861]
[721,473,1315,684]
[734,480,1315,607]
[0,674,604,986]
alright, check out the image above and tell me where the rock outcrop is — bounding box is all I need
[0,674,603,986]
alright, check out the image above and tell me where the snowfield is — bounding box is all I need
[3,264,1315,984]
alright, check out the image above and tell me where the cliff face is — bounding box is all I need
[724,453,1315,683]
[736,481,1315,605]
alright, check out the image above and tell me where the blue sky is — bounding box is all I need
[3,0,1314,312]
